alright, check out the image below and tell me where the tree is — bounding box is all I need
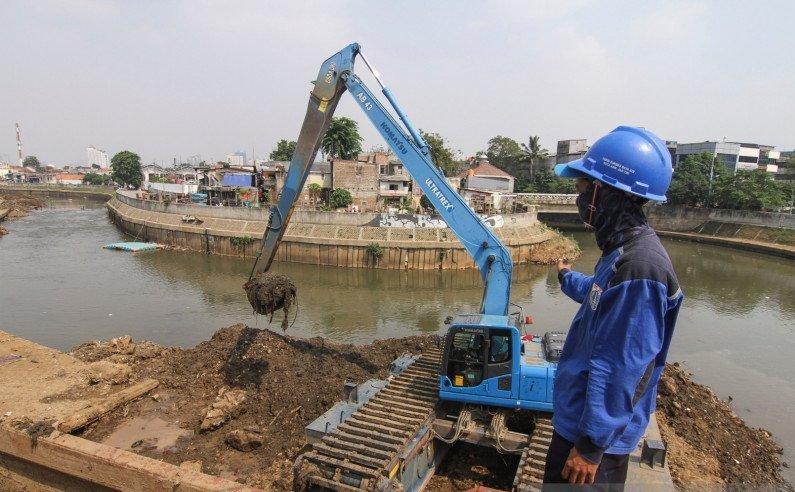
[520,135,549,179]
[82,172,111,186]
[522,170,576,193]
[307,182,322,207]
[269,139,297,161]
[322,117,362,160]
[420,195,435,212]
[420,130,459,176]
[667,153,726,207]
[712,169,786,211]
[110,150,143,188]
[486,136,523,172]
[23,155,43,172]
[329,188,353,209]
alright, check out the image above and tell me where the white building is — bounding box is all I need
[86,146,109,168]
[227,151,247,167]
[676,141,780,174]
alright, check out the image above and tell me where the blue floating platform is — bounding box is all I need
[103,242,161,252]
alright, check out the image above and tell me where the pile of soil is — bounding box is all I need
[0,194,44,236]
[656,363,790,488]
[0,193,45,219]
[243,273,297,330]
[71,325,436,490]
[69,328,791,491]
[531,232,581,264]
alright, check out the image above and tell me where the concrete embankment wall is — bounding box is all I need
[646,205,795,231]
[107,195,556,269]
[0,185,113,202]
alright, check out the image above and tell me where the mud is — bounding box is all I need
[243,273,297,330]
[0,194,45,221]
[530,232,581,265]
[656,363,792,488]
[71,325,435,489]
[68,327,790,490]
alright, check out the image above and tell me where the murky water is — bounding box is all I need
[1,202,794,479]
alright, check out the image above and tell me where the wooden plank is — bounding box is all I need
[0,424,260,491]
[58,379,159,434]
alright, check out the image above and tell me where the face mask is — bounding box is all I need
[576,181,600,229]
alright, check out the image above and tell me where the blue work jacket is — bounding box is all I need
[552,228,683,463]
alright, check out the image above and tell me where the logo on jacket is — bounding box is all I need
[589,283,603,310]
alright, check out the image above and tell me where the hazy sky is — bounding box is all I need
[2,0,793,166]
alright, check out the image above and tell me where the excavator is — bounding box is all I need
[246,43,561,491]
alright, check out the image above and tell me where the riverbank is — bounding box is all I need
[0,193,45,235]
[657,230,795,260]
[3,325,783,490]
[107,193,580,268]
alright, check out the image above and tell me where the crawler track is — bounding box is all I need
[297,347,553,491]
[512,416,553,492]
[297,347,442,490]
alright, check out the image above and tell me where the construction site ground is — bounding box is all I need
[1,325,791,491]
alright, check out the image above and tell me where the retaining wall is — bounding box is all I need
[106,196,557,270]
[0,185,113,201]
[646,204,794,231]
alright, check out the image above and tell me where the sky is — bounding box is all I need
[1,0,793,166]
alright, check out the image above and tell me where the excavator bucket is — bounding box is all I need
[243,273,297,331]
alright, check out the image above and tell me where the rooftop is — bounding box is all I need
[457,161,514,179]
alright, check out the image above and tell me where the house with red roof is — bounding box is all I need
[456,155,516,213]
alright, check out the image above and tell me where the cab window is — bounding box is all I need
[489,330,511,364]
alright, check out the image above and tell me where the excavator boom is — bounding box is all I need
[251,43,512,316]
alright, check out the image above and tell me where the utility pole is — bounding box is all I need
[15,123,23,165]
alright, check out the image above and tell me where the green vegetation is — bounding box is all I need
[322,117,363,160]
[110,150,143,188]
[330,188,353,209]
[230,236,255,249]
[307,183,322,207]
[520,135,549,179]
[420,194,435,212]
[522,170,576,193]
[420,130,459,176]
[668,153,786,211]
[269,139,297,161]
[712,170,786,211]
[366,242,384,263]
[82,172,112,186]
[23,155,43,172]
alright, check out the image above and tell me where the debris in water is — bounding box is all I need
[243,273,297,331]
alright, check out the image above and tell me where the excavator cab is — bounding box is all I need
[439,315,557,412]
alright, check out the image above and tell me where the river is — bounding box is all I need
[1,201,793,480]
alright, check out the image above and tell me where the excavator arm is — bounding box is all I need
[251,43,512,316]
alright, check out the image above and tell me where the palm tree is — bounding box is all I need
[321,117,363,160]
[520,135,549,179]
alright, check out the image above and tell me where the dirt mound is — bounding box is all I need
[656,363,791,488]
[72,325,435,490]
[0,193,45,220]
[531,232,581,265]
[243,273,297,330]
[69,328,790,490]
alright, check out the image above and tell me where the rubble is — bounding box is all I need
[199,387,247,432]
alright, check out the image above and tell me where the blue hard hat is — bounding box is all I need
[554,126,673,201]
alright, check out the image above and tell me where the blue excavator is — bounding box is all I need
[248,43,560,491]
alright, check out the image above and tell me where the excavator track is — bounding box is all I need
[512,416,553,492]
[297,347,443,491]
[297,345,556,492]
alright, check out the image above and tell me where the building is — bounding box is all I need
[378,160,413,209]
[456,156,516,214]
[331,158,379,211]
[227,151,247,167]
[665,141,677,166]
[676,141,779,174]
[86,146,109,168]
[55,173,84,185]
[555,139,588,165]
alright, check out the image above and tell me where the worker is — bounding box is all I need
[543,126,683,490]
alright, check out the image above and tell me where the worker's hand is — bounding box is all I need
[556,258,572,273]
[561,447,599,484]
